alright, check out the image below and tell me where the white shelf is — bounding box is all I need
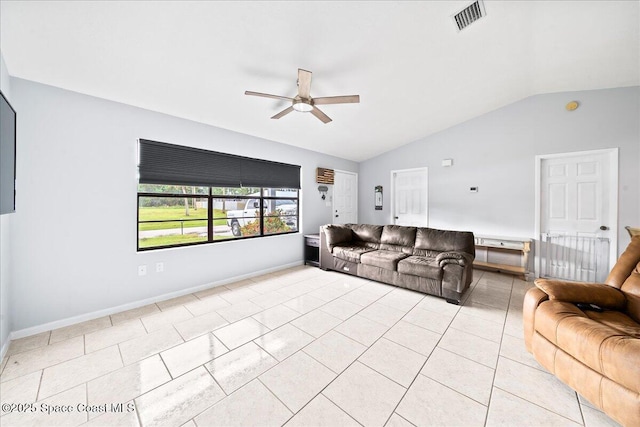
[473,235,533,280]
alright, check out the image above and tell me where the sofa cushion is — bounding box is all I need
[380,243,415,255]
[585,310,640,338]
[397,256,442,279]
[557,316,640,395]
[324,225,353,251]
[349,224,383,244]
[360,250,408,270]
[415,227,475,256]
[535,300,640,394]
[381,225,417,247]
[333,245,376,263]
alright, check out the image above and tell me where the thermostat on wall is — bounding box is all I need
[470,187,478,192]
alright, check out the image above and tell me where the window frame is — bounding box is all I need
[137,187,299,251]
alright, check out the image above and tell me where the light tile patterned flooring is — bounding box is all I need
[0,266,621,427]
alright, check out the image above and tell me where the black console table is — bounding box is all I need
[304,234,320,267]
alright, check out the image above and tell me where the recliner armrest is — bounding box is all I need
[534,279,626,310]
[436,251,474,267]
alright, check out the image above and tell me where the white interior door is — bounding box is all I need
[391,168,428,227]
[539,149,618,281]
[333,170,357,224]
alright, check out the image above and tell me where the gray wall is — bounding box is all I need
[9,77,357,332]
[0,52,12,354]
[359,87,639,258]
[5,77,639,336]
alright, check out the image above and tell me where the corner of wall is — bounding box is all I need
[0,50,13,360]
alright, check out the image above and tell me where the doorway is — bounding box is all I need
[333,170,358,224]
[535,148,618,281]
[390,168,428,227]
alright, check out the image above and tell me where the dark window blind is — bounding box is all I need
[138,139,300,189]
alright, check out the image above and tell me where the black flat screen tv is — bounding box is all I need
[0,90,16,214]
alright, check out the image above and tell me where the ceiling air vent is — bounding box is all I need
[453,1,486,31]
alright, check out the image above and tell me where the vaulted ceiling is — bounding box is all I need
[1,1,638,161]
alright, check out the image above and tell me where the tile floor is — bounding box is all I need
[0,266,622,427]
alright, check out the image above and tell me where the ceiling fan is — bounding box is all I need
[245,68,360,124]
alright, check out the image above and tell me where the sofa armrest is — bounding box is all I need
[322,224,353,251]
[523,287,549,352]
[436,251,474,267]
[439,251,475,304]
[534,279,626,310]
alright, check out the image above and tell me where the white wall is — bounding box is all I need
[359,87,639,259]
[0,52,12,354]
[9,78,357,332]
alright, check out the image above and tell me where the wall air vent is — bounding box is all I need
[453,1,486,31]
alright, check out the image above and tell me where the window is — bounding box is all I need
[137,185,299,250]
[137,140,300,251]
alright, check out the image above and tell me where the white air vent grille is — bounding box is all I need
[453,1,486,31]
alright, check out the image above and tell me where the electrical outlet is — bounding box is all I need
[156,262,164,273]
[138,265,147,276]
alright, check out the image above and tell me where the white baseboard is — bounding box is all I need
[8,261,303,341]
[0,338,9,364]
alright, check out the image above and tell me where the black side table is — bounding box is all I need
[304,234,320,267]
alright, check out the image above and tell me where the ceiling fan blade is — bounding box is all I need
[310,106,332,124]
[313,95,360,105]
[271,106,294,120]
[297,69,312,99]
[245,91,293,101]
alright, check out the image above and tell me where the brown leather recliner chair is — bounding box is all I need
[523,236,640,426]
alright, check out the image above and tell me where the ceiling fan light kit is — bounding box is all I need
[245,68,360,124]
[292,99,313,112]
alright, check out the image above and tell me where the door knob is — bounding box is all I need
[600,225,609,231]
[395,216,399,219]
[335,215,339,218]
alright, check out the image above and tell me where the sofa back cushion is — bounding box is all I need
[610,236,640,322]
[414,227,475,257]
[381,225,417,246]
[379,225,417,254]
[607,236,640,289]
[623,265,640,323]
[348,224,383,244]
[324,224,353,251]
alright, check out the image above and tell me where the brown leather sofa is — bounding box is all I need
[319,224,475,304]
[523,236,640,426]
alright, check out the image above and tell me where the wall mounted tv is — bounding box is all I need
[0,90,16,214]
